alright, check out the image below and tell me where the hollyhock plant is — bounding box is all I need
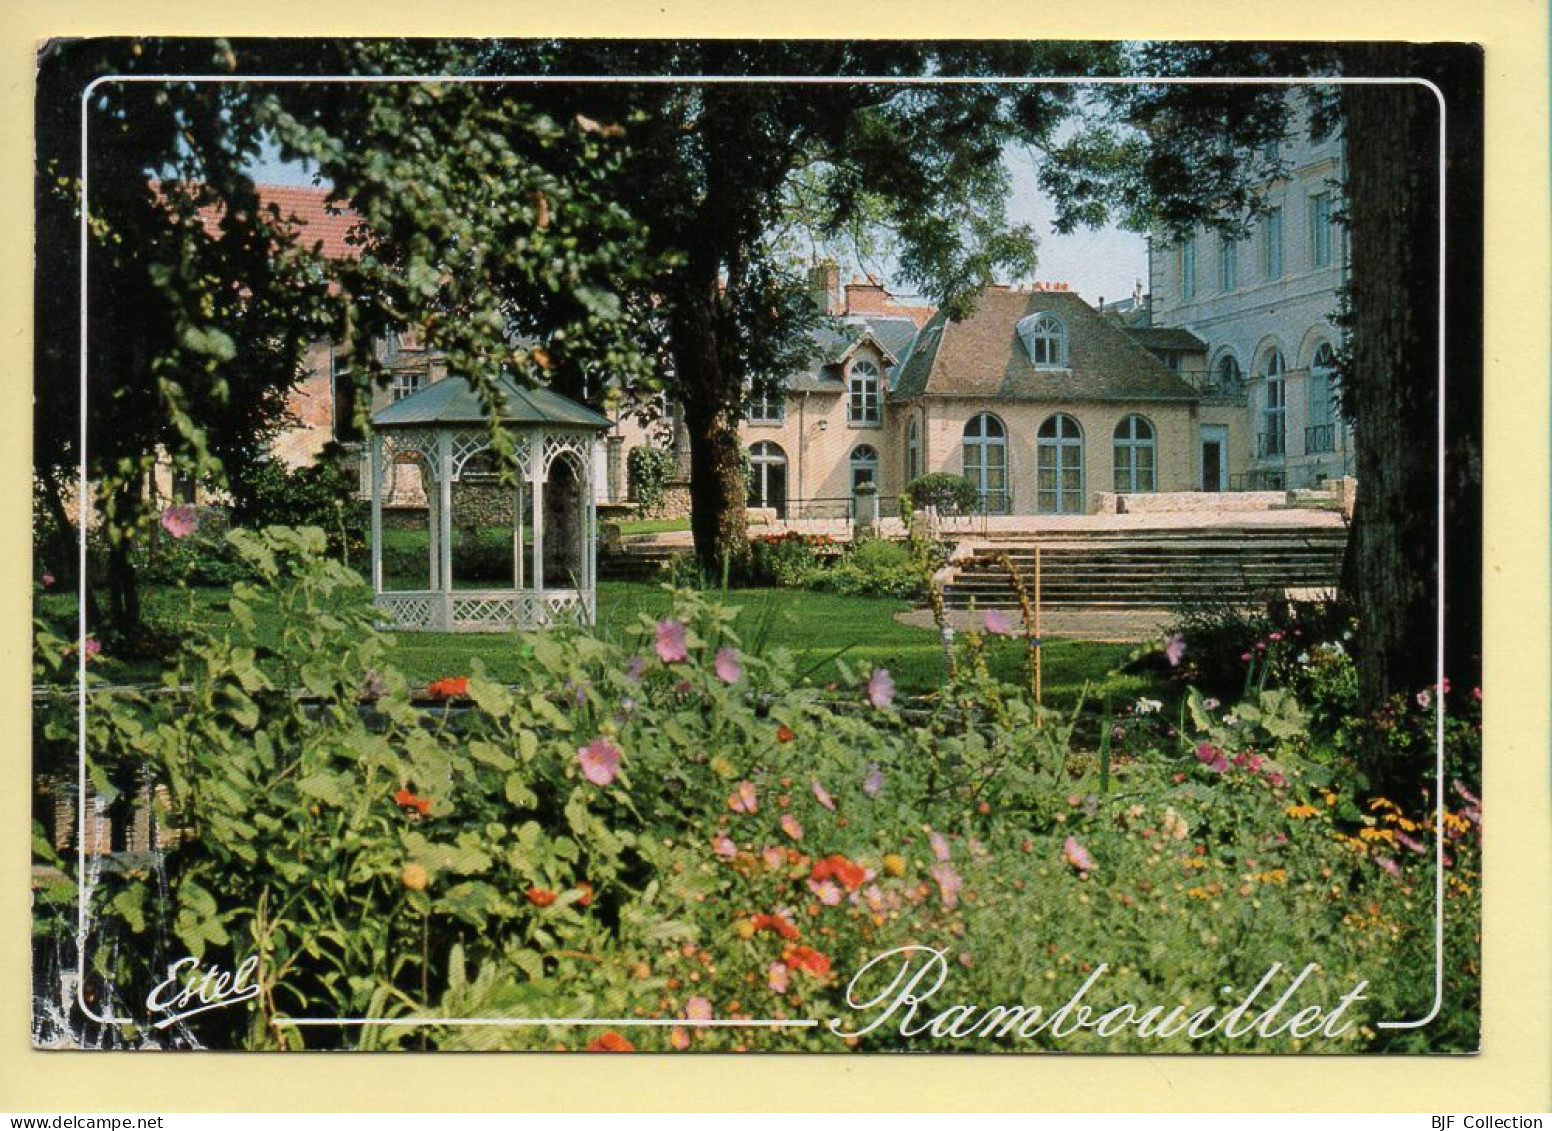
[811,780,836,811]
[1165,633,1187,667]
[685,995,713,1023]
[728,780,758,814]
[867,667,895,709]
[1064,836,1095,874]
[862,764,885,798]
[929,862,963,910]
[159,505,198,539]
[984,608,1016,637]
[577,736,623,787]
[655,619,689,663]
[714,647,742,684]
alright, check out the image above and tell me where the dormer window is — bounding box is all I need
[1017,313,1068,369]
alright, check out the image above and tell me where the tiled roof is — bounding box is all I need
[1122,326,1209,353]
[892,287,1199,403]
[195,184,362,261]
[842,281,937,328]
[787,317,917,394]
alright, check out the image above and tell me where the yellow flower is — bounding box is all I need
[401,862,430,891]
[1358,827,1394,843]
[882,854,907,877]
[1286,804,1321,819]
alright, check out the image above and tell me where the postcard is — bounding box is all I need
[29,37,1486,1059]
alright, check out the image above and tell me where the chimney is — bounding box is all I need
[808,260,842,315]
[843,274,888,313]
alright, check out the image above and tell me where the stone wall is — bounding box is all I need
[1109,490,1289,514]
[636,481,693,521]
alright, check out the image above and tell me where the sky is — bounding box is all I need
[244,138,1150,310]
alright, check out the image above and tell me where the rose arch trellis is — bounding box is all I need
[368,375,609,632]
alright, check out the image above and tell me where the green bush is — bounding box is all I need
[904,472,982,513]
[228,449,368,562]
[808,537,928,600]
[626,446,678,514]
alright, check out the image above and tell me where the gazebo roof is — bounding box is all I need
[372,374,613,430]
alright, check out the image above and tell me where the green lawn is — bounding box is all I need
[613,516,691,537]
[42,580,1152,704]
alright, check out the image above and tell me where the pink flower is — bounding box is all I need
[670,1027,692,1050]
[712,834,737,859]
[1375,855,1401,879]
[761,845,785,868]
[984,609,1016,637]
[159,505,198,539]
[728,780,758,814]
[655,619,689,663]
[928,828,951,862]
[1452,779,1481,807]
[780,813,804,841]
[1472,686,1482,702]
[40,573,55,588]
[1439,677,1452,695]
[81,637,102,660]
[624,655,647,682]
[862,764,885,798]
[867,667,895,709]
[1165,633,1187,667]
[1269,630,1284,642]
[1195,742,1227,773]
[808,879,843,905]
[1396,831,1426,854]
[1240,652,1252,662]
[685,996,713,1023]
[767,962,790,993]
[714,647,742,684]
[1063,836,1095,874]
[1416,688,1432,709]
[929,862,962,909]
[577,736,622,786]
[811,780,835,811]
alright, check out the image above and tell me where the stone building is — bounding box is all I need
[1145,103,1353,490]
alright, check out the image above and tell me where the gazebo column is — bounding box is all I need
[439,433,454,630]
[513,479,525,590]
[369,436,383,594]
[531,435,546,620]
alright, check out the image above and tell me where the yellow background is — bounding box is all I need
[3,0,1546,1112]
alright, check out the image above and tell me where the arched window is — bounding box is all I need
[1214,354,1243,392]
[961,414,1009,514]
[848,359,881,425]
[1017,313,1068,368]
[905,417,921,484]
[1037,413,1085,513]
[747,441,788,518]
[1306,342,1337,453]
[1113,415,1157,493]
[1260,348,1286,458]
[850,444,879,492]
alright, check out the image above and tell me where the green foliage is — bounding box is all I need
[227,451,367,563]
[807,537,930,600]
[744,531,832,589]
[626,446,679,514]
[904,473,983,514]
[48,526,1477,1051]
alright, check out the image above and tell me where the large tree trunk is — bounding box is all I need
[671,285,749,577]
[1341,48,1482,792]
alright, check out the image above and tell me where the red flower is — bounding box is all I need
[750,913,800,941]
[781,945,832,977]
[526,886,558,907]
[575,881,595,908]
[776,725,796,744]
[426,676,469,700]
[810,854,867,893]
[393,788,432,816]
[586,1030,635,1052]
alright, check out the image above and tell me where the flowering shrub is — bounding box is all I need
[49,526,1478,1053]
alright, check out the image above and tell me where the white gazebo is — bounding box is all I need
[368,375,611,631]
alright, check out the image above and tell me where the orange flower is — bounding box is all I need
[393,788,432,816]
[575,880,595,907]
[781,945,832,977]
[776,725,796,744]
[810,854,868,892]
[586,1030,635,1052]
[427,676,470,699]
[526,886,558,907]
[750,913,800,941]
